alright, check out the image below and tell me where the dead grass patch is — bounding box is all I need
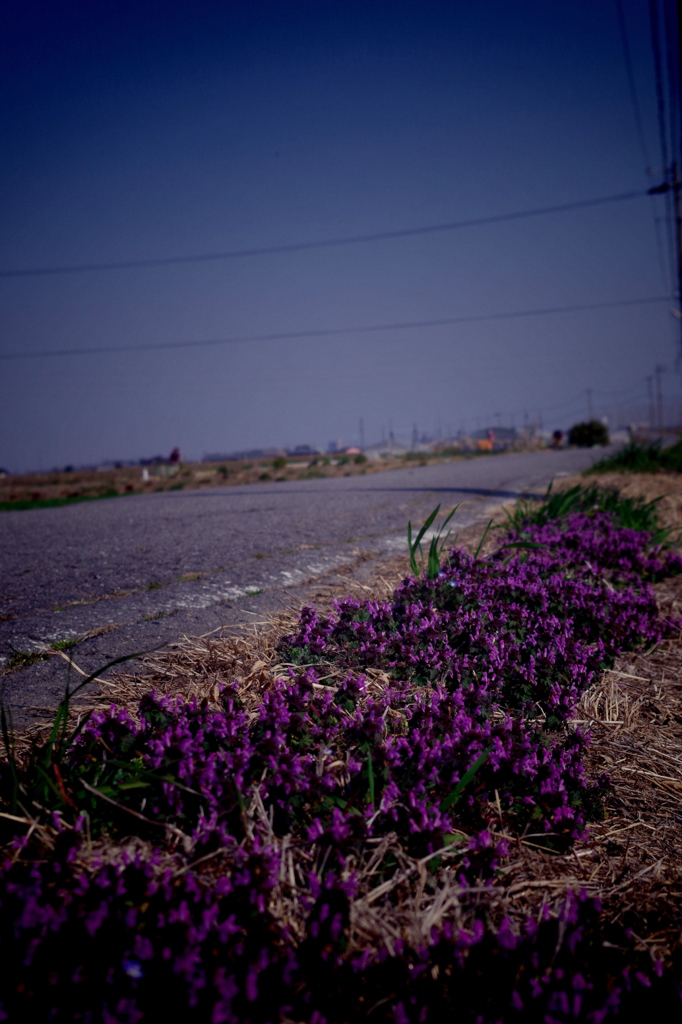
[7,477,682,967]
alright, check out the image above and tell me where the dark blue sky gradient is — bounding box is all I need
[0,1,677,469]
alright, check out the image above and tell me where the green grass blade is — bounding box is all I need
[0,703,19,813]
[440,505,459,529]
[427,537,440,579]
[366,750,375,807]
[474,519,494,559]
[413,504,441,549]
[407,521,420,576]
[439,747,491,813]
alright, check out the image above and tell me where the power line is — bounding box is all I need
[616,0,653,171]
[650,0,671,170]
[0,294,670,362]
[663,0,680,169]
[649,0,678,293]
[616,0,671,292]
[0,190,648,280]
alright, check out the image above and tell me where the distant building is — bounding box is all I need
[203,449,285,462]
[285,445,321,457]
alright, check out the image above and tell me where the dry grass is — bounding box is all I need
[9,474,682,966]
[92,607,682,964]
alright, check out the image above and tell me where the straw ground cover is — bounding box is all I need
[1,481,682,1020]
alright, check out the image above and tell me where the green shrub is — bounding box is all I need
[272,456,287,470]
[589,439,682,474]
[505,482,671,544]
[568,420,609,447]
[354,454,367,465]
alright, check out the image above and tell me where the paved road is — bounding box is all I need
[0,447,605,723]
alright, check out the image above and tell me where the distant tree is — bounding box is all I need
[568,420,609,447]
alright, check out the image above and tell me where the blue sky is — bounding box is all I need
[0,0,679,469]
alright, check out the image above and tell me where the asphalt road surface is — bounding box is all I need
[0,447,606,724]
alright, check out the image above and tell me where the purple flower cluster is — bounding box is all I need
[0,506,679,1020]
[72,673,591,858]
[0,844,675,1022]
[288,511,680,724]
[0,829,296,1022]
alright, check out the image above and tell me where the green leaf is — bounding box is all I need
[439,747,491,812]
[474,518,494,559]
[366,749,375,807]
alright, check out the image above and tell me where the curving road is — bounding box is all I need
[0,447,605,724]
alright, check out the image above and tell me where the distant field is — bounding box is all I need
[0,448,522,511]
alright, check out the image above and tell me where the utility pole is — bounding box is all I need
[674,161,682,357]
[649,159,682,357]
[359,417,365,449]
[655,364,665,429]
[647,375,655,429]
[586,389,594,420]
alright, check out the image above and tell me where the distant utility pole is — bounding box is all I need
[359,417,365,449]
[586,389,594,420]
[671,161,675,362]
[655,364,665,429]
[648,158,682,358]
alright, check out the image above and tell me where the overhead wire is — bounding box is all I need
[616,0,653,169]
[649,0,678,295]
[650,0,671,171]
[616,0,671,292]
[664,0,680,167]
[0,190,650,280]
[663,1,675,151]
[665,0,682,321]
[0,293,670,362]
[472,375,663,428]
[678,0,682,164]
[663,0,682,312]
